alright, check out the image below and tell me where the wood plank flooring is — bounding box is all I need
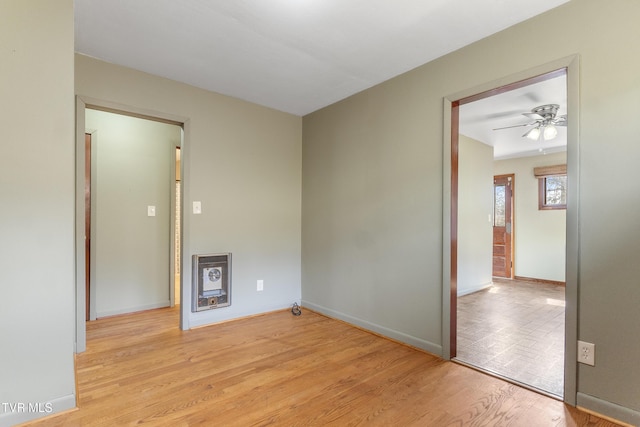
[24,306,623,426]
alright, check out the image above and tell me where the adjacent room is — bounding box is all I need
[455,73,568,397]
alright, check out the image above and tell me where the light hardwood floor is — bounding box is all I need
[24,306,623,426]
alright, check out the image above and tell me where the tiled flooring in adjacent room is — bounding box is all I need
[456,277,565,397]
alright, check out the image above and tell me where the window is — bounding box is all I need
[538,175,567,210]
[534,164,567,210]
[494,184,506,226]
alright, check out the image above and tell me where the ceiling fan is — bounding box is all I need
[493,104,567,141]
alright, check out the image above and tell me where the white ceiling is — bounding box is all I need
[459,73,567,160]
[74,0,569,117]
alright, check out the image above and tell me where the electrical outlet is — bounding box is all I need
[257,280,264,292]
[577,340,595,366]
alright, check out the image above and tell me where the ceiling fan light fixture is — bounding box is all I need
[543,124,558,140]
[492,103,566,144]
[524,126,541,140]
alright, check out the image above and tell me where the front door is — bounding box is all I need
[493,174,513,278]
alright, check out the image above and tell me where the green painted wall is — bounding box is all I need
[302,0,640,421]
[0,1,76,425]
[76,54,302,328]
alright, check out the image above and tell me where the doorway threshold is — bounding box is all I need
[452,357,562,401]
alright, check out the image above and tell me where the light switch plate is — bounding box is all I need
[193,201,202,214]
[147,206,156,217]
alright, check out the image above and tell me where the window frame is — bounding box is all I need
[534,164,567,211]
[538,175,567,210]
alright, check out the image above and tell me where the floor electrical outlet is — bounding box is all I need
[577,340,595,366]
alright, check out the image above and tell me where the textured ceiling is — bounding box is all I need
[74,0,569,116]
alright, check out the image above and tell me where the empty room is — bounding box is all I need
[2,1,640,426]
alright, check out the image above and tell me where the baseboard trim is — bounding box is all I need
[458,282,492,296]
[96,301,171,318]
[576,392,640,427]
[1,393,76,427]
[513,276,565,286]
[301,300,442,357]
[189,306,290,329]
[187,302,300,329]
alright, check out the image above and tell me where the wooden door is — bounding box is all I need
[492,174,513,278]
[85,133,91,320]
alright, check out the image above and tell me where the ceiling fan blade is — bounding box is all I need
[523,92,542,103]
[553,115,568,126]
[522,112,544,120]
[484,109,526,120]
[492,122,536,131]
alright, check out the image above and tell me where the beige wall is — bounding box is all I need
[303,81,442,352]
[0,1,76,425]
[494,152,567,282]
[302,0,640,422]
[76,54,302,328]
[458,135,494,295]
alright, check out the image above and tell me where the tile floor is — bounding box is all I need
[456,278,565,397]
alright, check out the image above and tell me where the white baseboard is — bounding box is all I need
[96,301,170,318]
[0,393,76,427]
[188,302,296,329]
[301,300,442,356]
[457,282,492,297]
[577,392,640,427]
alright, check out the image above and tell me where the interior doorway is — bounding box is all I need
[84,109,181,319]
[174,146,181,305]
[85,133,92,321]
[76,98,188,354]
[446,62,578,401]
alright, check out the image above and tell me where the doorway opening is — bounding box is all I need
[445,59,579,403]
[174,146,181,305]
[84,108,181,320]
[76,98,188,353]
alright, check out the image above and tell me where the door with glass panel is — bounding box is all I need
[493,174,514,278]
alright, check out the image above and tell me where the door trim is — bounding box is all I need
[75,96,192,354]
[84,133,91,321]
[442,55,580,405]
[87,129,98,321]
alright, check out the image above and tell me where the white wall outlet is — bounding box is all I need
[147,206,156,217]
[257,279,264,291]
[577,340,595,366]
[193,201,202,214]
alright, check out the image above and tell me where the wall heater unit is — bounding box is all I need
[192,253,231,312]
